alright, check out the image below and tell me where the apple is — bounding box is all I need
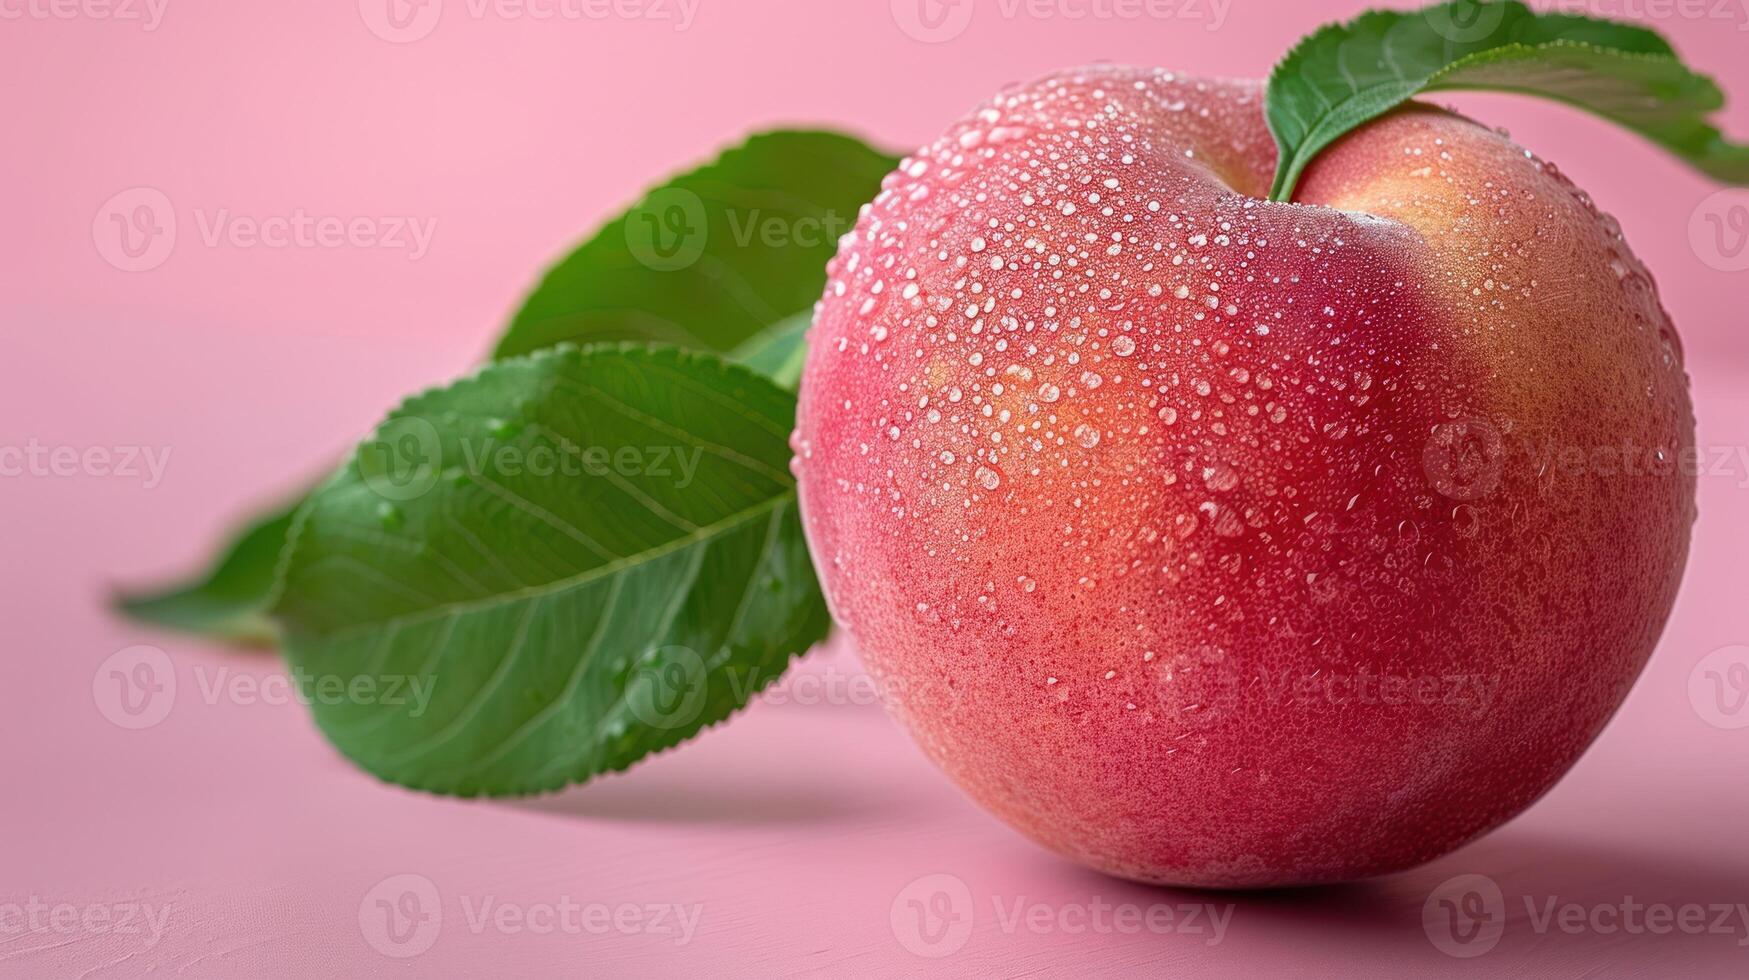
[792,67,1694,887]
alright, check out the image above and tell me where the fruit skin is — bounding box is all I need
[793,67,1695,888]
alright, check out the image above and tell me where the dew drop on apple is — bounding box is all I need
[1203,463,1240,492]
[1452,504,1481,538]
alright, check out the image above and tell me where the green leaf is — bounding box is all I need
[1265,0,1749,201]
[271,345,829,796]
[118,129,893,643]
[728,310,812,390]
[493,130,898,359]
[111,499,301,646]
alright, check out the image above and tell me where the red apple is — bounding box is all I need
[792,67,1694,887]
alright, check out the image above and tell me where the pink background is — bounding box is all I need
[5,0,1749,975]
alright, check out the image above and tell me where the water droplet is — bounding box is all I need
[1452,505,1481,538]
[1203,463,1239,492]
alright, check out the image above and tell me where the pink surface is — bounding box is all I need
[4,0,1749,976]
